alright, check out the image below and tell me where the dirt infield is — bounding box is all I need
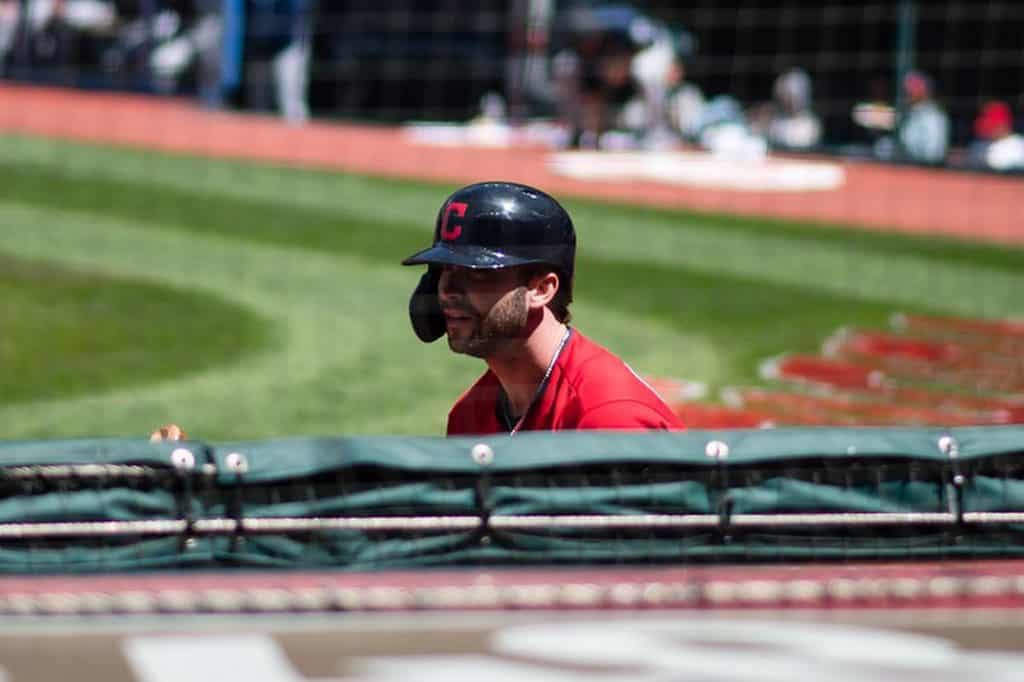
[1,82,1021,246]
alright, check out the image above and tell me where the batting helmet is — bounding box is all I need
[401,181,577,343]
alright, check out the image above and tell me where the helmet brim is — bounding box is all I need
[401,243,541,269]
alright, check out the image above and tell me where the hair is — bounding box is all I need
[521,264,573,324]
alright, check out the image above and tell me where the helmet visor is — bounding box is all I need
[401,243,541,269]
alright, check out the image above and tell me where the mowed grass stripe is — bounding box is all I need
[0,134,442,234]
[0,253,269,405]
[4,133,1023,277]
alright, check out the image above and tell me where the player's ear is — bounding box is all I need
[526,270,559,310]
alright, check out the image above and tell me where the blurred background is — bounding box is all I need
[2,0,1022,169]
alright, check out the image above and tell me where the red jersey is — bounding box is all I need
[447,329,685,436]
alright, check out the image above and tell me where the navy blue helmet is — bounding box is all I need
[402,182,576,342]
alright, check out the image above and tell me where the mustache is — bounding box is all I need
[441,302,476,316]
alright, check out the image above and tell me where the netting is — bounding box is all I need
[3,1,1022,152]
[2,426,1024,573]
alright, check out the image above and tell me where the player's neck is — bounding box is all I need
[487,313,568,418]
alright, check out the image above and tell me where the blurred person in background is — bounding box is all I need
[620,20,702,149]
[846,75,897,158]
[234,0,313,123]
[747,67,822,153]
[148,0,313,122]
[0,0,17,69]
[0,0,117,80]
[627,19,765,160]
[692,94,765,160]
[550,2,653,149]
[895,69,949,164]
[146,0,224,106]
[850,70,949,166]
[660,34,704,146]
[965,100,1024,173]
[868,70,949,165]
[0,0,234,105]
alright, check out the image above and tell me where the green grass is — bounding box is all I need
[1,133,1022,439]
[0,254,271,405]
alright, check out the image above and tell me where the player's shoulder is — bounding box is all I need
[564,331,661,404]
[563,332,684,429]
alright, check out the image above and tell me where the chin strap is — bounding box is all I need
[409,269,446,343]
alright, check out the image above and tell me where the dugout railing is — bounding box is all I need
[1,426,1023,572]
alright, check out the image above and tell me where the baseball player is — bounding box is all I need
[403,181,684,436]
[151,181,682,442]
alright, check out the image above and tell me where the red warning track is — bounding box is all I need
[0,82,1021,246]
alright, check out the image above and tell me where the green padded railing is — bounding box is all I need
[0,426,1022,572]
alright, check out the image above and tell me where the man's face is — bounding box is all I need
[437,265,532,358]
[599,53,633,88]
[904,74,929,104]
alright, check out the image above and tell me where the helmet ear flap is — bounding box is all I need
[409,269,446,343]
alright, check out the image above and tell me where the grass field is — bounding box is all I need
[3,133,1024,439]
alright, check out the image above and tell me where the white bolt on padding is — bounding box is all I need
[170,448,195,470]
[471,443,495,467]
[225,452,249,474]
[938,435,959,457]
[705,440,729,460]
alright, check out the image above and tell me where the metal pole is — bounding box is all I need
[14,0,31,74]
[894,0,917,145]
[505,0,528,124]
[506,0,555,125]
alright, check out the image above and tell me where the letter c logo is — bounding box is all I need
[440,202,468,241]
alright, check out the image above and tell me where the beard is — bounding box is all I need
[447,287,529,358]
